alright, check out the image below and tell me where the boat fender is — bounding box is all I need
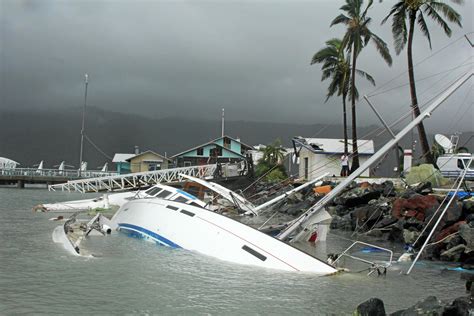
[102,224,112,235]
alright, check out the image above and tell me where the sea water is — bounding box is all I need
[0,188,466,314]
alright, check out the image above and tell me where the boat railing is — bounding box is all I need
[331,241,393,276]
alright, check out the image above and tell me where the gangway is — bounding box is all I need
[48,163,243,193]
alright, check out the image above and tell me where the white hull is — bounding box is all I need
[111,200,337,274]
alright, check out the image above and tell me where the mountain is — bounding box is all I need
[0,107,472,176]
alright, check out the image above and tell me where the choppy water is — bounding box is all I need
[0,188,467,315]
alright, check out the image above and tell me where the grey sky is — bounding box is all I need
[1,0,472,133]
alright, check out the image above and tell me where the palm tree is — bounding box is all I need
[311,38,375,156]
[331,0,392,171]
[261,139,286,165]
[382,0,463,165]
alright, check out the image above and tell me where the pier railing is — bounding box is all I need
[0,168,117,179]
[48,163,243,193]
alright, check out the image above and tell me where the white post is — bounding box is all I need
[221,108,225,137]
[403,149,413,172]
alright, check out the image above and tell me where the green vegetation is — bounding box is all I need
[255,139,287,182]
[382,0,463,165]
[311,38,375,156]
[330,0,392,172]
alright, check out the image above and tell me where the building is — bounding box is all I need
[127,151,172,173]
[293,137,375,180]
[112,153,134,174]
[171,135,253,167]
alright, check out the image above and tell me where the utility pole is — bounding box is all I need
[79,73,88,177]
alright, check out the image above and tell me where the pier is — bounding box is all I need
[48,163,244,193]
[0,168,117,188]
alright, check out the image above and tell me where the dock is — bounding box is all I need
[48,163,244,193]
[0,168,117,188]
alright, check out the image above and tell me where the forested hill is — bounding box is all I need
[0,107,472,176]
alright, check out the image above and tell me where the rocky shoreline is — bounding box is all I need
[250,178,474,266]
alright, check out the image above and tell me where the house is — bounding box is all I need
[112,153,134,174]
[127,150,172,173]
[171,135,253,167]
[293,137,375,180]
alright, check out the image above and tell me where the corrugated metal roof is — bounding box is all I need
[299,138,375,154]
[112,153,135,163]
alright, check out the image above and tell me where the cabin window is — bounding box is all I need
[190,202,202,208]
[241,245,267,261]
[146,187,161,196]
[463,159,472,170]
[156,190,172,198]
[458,159,465,170]
[180,210,195,217]
[197,148,204,156]
[174,196,188,203]
[166,205,179,211]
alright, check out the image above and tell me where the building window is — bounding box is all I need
[148,163,160,171]
[184,161,192,167]
[197,147,204,156]
[224,137,231,149]
[210,147,222,157]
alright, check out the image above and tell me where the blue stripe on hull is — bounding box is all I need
[118,223,182,249]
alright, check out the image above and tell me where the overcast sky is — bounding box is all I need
[1,0,472,133]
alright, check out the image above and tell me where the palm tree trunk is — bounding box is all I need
[407,11,434,164]
[342,93,348,155]
[350,48,360,172]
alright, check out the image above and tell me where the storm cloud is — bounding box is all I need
[1,0,472,132]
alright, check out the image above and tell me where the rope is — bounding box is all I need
[83,133,113,161]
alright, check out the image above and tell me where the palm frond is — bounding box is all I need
[355,69,376,86]
[331,13,351,26]
[381,1,405,25]
[424,3,453,36]
[370,32,392,65]
[429,1,462,27]
[417,11,432,49]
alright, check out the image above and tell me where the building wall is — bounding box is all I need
[129,152,169,173]
[179,144,242,159]
[116,162,131,174]
[298,148,371,179]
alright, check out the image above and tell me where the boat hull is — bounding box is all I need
[112,199,337,274]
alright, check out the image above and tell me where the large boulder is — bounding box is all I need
[392,195,439,221]
[442,297,473,315]
[459,223,474,252]
[391,296,444,315]
[353,298,386,316]
[351,205,383,231]
[333,186,382,208]
[405,164,448,187]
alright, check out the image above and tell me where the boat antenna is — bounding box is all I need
[79,73,88,177]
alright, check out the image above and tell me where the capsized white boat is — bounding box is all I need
[109,198,337,274]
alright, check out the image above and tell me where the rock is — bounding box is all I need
[392,195,439,222]
[412,182,433,195]
[351,205,383,229]
[374,217,398,229]
[388,220,405,243]
[330,214,352,230]
[335,205,349,216]
[459,224,474,252]
[443,297,473,315]
[443,201,463,227]
[353,298,386,316]
[435,221,466,243]
[463,200,474,216]
[382,181,396,197]
[391,296,444,315]
[403,229,420,244]
[440,244,466,262]
[333,186,382,208]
